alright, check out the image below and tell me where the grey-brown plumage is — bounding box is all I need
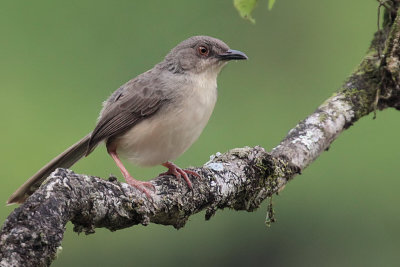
[8,36,247,204]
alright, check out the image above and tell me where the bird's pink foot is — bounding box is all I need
[124,175,155,199]
[108,149,155,199]
[161,162,200,188]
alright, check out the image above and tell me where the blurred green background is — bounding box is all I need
[1,0,399,266]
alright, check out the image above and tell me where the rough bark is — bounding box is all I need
[1,1,400,266]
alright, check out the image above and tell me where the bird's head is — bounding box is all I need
[162,36,248,75]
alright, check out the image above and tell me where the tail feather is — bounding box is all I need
[7,133,92,204]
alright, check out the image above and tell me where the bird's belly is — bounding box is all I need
[115,91,217,166]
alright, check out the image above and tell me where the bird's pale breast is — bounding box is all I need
[115,74,218,166]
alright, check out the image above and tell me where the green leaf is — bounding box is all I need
[268,0,276,10]
[234,0,258,24]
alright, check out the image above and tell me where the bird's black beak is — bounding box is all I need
[218,49,248,61]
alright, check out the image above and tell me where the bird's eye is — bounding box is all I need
[198,46,209,56]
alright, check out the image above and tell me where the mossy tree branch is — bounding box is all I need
[1,1,400,266]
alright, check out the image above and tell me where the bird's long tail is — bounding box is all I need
[7,133,92,204]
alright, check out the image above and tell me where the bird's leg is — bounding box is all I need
[160,161,200,189]
[108,149,155,198]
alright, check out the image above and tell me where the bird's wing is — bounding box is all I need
[86,78,169,154]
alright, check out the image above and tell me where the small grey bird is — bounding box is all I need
[7,36,247,204]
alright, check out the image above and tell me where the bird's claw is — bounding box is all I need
[160,162,200,189]
[125,176,155,199]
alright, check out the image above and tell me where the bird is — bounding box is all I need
[7,35,248,204]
